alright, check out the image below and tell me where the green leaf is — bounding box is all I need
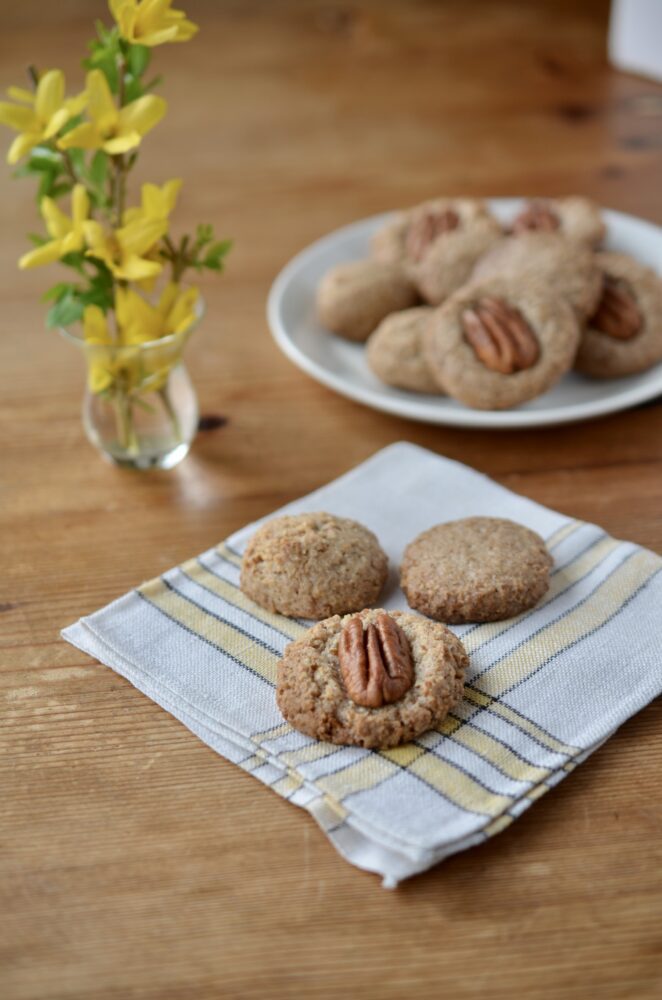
[203,239,233,270]
[28,146,63,170]
[67,147,86,172]
[95,19,113,45]
[195,223,214,248]
[59,251,88,276]
[27,232,48,247]
[41,282,72,303]
[127,44,151,77]
[37,167,57,200]
[83,32,120,94]
[49,182,74,201]
[47,292,84,329]
[89,150,109,188]
[123,75,144,103]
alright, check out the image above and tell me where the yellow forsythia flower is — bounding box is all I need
[115,285,165,343]
[116,282,199,343]
[158,281,199,334]
[0,70,86,164]
[83,284,199,394]
[59,69,166,155]
[84,216,167,280]
[83,304,119,393]
[123,178,182,225]
[109,0,198,46]
[19,185,90,269]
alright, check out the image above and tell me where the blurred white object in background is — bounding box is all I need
[609,0,662,82]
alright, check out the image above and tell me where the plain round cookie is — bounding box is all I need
[401,517,552,624]
[316,259,418,342]
[366,306,441,393]
[424,276,580,409]
[276,608,468,748]
[511,196,605,247]
[575,252,662,378]
[240,512,388,620]
[471,232,602,319]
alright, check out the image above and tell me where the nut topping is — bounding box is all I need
[511,201,561,234]
[461,296,540,374]
[338,614,414,708]
[405,207,460,262]
[589,275,642,340]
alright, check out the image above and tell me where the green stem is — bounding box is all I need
[158,384,182,443]
[59,147,104,217]
[115,388,139,455]
[112,55,128,226]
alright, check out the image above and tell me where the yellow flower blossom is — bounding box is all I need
[18,184,90,269]
[122,179,182,291]
[82,304,118,393]
[83,285,198,395]
[84,216,167,280]
[116,282,199,344]
[59,69,166,155]
[123,178,182,226]
[158,281,199,334]
[0,70,86,164]
[109,0,198,46]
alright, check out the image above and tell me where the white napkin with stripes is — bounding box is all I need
[62,443,662,886]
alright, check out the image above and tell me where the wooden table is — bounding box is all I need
[3,2,661,997]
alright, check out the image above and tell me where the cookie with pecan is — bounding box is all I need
[366,306,441,394]
[510,196,605,247]
[471,232,602,319]
[276,608,467,748]
[424,276,580,409]
[575,252,662,378]
[240,512,388,620]
[401,517,552,624]
[371,198,502,305]
[316,259,418,342]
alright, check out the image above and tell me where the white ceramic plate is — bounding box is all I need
[267,199,662,428]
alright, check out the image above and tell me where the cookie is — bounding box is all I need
[424,276,580,409]
[510,196,605,248]
[240,512,388,620]
[366,306,441,393]
[316,259,418,342]
[471,232,602,319]
[276,608,467,748]
[401,517,552,624]
[371,198,502,305]
[575,252,662,378]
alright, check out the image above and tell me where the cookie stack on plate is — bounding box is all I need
[316,197,662,410]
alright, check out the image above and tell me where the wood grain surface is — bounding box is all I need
[2,1,662,997]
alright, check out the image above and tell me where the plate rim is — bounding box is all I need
[266,201,662,429]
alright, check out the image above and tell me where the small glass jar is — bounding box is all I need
[61,303,202,470]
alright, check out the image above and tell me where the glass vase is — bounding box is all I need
[61,310,201,470]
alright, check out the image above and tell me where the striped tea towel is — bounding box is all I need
[62,443,662,886]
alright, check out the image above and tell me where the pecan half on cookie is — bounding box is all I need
[424,276,580,409]
[277,609,467,749]
[339,613,414,708]
[461,296,540,374]
[371,198,502,305]
[575,252,662,378]
[510,197,605,247]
